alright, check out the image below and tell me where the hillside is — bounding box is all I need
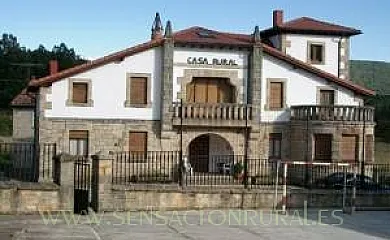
[350,60,390,95]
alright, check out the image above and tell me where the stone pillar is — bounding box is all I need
[54,153,75,211]
[249,26,263,125]
[91,153,114,212]
[247,26,263,158]
[160,21,175,138]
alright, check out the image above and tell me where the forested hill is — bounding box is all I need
[350,60,390,95]
[0,33,86,108]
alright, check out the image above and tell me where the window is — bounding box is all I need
[308,43,325,64]
[269,133,282,159]
[314,134,332,161]
[341,135,357,162]
[186,78,234,104]
[67,79,93,107]
[269,81,284,110]
[125,73,151,108]
[319,90,335,105]
[69,130,88,156]
[130,77,147,105]
[129,132,147,162]
[72,82,88,104]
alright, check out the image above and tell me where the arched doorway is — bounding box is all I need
[188,134,234,173]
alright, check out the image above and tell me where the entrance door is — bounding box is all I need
[189,135,210,172]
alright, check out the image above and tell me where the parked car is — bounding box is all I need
[314,172,390,191]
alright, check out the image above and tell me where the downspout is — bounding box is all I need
[337,37,342,78]
[33,87,40,182]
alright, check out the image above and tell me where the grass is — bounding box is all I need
[0,110,12,137]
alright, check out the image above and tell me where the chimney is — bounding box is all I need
[49,60,59,75]
[273,10,284,27]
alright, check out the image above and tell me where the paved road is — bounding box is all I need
[1,210,389,239]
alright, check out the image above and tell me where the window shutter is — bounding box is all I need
[314,134,332,161]
[130,77,147,104]
[218,79,233,103]
[69,130,88,139]
[320,90,335,105]
[72,83,88,103]
[341,135,357,162]
[129,132,147,153]
[194,78,208,103]
[207,79,219,104]
[269,82,283,109]
[186,82,195,102]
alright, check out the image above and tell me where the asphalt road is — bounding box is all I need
[1,209,389,239]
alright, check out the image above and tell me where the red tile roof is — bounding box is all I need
[28,26,373,96]
[11,88,35,108]
[262,17,361,36]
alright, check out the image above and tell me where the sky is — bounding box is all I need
[1,0,389,61]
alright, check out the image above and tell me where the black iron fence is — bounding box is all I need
[112,151,390,192]
[112,151,180,185]
[286,162,390,193]
[112,152,280,188]
[0,142,56,182]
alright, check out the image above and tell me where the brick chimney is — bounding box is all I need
[273,10,284,27]
[49,60,59,75]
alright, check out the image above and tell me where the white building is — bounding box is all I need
[14,10,375,174]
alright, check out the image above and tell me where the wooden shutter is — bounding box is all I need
[341,135,357,162]
[314,134,332,161]
[320,90,335,105]
[219,79,233,103]
[186,82,195,102]
[194,78,207,103]
[365,135,374,162]
[130,77,147,105]
[207,79,219,104]
[129,132,147,152]
[72,83,88,103]
[69,130,88,139]
[269,82,283,109]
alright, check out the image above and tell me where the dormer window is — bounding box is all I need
[308,42,325,64]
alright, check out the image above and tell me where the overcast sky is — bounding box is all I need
[1,0,389,62]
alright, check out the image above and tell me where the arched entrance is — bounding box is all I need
[188,134,234,173]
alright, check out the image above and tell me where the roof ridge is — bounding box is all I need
[282,16,360,32]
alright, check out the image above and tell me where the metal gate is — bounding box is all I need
[74,156,91,214]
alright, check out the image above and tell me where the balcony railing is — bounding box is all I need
[172,102,252,127]
[290,105,374,122]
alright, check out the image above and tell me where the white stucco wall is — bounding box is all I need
[173,48,249,103]
[285,34,341,76]
[45,48,162,120]
[261,54,362,122]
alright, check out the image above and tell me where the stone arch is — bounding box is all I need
[187,133,235,173]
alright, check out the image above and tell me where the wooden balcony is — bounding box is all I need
[172,102,252,127]
[290,105,374,122]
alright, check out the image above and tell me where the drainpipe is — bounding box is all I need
[337,38,342,78]
[244,107,249,189]
[361,109,366,177]
[33,88,40,182]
